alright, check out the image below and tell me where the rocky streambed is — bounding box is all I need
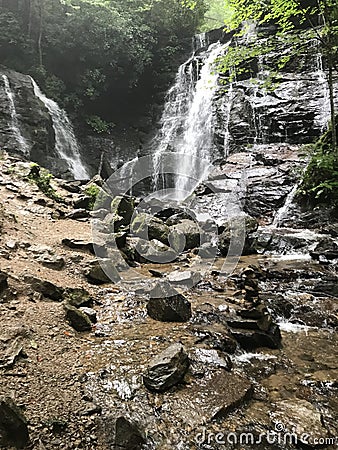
[0,149,337,449]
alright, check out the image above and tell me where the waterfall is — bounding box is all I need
[30,77,90,180]
[2,75,30,155]
[152,41,226,201]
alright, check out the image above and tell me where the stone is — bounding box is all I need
[65,209,89,219]
[167,270,201,288]
[0,271,8,295]
[0,397,29,449]
[110,196,135,226]
[78,403,102,416]
[84,259,120,284]
[147,281,192,322]
[143,343,189,392]
[191,323,237,354]
[310,238,338,262]
[64,287,93,307]
[62,238,95,254]
[192,348,232,371]
[24,276,63,301]
[218,214,258,256]
[127,237,177,264]
[73,195,92,210]
[79,307,97,323]
[170,371,253,426]
[171,219,201,250]
[64,304,92,332]
[114,417,146,450]
[37,254,65,270]
[230,323,281,350]
[131,212,170,244]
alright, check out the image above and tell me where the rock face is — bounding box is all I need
[0,397,29,449]
[147,281,192,322]
[143,343,189,392]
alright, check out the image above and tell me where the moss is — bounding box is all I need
[83,183,100,209]
[28,164,64,203]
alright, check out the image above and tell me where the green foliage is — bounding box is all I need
[29,164,64,203]
[200,0,234,31]
[298,127,338,205]
[0,0,206,129]
[83,183,100,209]
[86,115,114,134]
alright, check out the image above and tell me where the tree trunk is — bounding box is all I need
[27,0,32,38]
[328,55,337,154]
[37,0,43,67]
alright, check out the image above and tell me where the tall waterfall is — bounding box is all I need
[2,75,30,155]
[30,78,90,180]
[152,41,226,201]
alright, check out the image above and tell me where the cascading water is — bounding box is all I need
[152,41,227,200]
[2,74,30,155]
[30,77,90,180]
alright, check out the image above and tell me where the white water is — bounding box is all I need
[152,41,225,200]
[2,75,30,155]
[272,184,299,227]
[30,77,90,180]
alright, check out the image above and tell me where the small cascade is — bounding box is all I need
[272,184,299,227]
[152,41,227,200]
[223,82,234,157]
[315,52,331,132]
[193,32,209,52]
[30,77,90,180]
[2,75,30,155]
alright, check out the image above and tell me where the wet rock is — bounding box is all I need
[218,214,258,256]
[114,416,146,450]
[79,307,97,323]
[0,271,8,295]
[167,270,201,288]
[111,196,135,226]
[64,304,92,332]
[171,219,200,250]
[230,323,281,350]
[131,213,170,244]
[60,180,82,193]
[132,238,177,264]
[0,397,29,449]
[191,323,238,354]
[147,281,192,322]
[312,276,338,297]
[310,238,338,263]
[143,343,189,392]
[271,399,329,447]
[191,348,232,372]
[24,276,63,301]
[84,259,120,284]
[170,371,253,426]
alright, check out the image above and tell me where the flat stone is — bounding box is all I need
[167,270,201,288]
[230,323,281,350]
[143,343,189,392]
[63,287,93,307]
[0,397,29,449]
[24,276,63,301]
[170,371,253,426]
[65,208,89,219]
[37,254,65,270]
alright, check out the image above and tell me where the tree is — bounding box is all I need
[226,0,338,152]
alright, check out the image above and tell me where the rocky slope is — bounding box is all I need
[0,150,337,449]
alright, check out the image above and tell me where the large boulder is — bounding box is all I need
[110,196,135,226]
[64,304,92,332]
[170,219,200,250]
[143,343,189,392]
[131,213,170,245]
[84,259,120,284]
[23,276,63,301]
[0,397,29,449]
[218,214,258,256]
[147,281,192,322]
